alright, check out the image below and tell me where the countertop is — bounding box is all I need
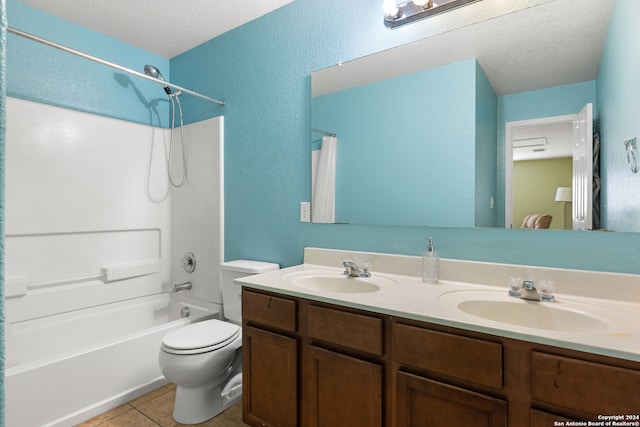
[237,260,640,363]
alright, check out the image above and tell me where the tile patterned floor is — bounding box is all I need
[75,384,250,427]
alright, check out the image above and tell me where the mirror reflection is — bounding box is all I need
[311,0,633,231]
[505,104,595,231]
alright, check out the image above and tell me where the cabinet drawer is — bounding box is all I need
[393,323,503,389]
[531,352,640,415]
[307,304,384,356]
[242,289,297,332]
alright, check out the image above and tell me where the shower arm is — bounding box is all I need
[7,26,225,106]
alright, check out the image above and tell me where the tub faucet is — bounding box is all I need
[173,281,192,292]
[342,260,371,278]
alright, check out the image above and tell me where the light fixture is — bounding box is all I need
[383,0,400,19]
[554,187,572,230]
[384,0,482,28]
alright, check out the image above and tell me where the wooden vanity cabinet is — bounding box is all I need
[242,289,299,427]
[242,287,640,427]
[393,321,508,427]
[529,350,640,421]
[393,319,640,425]
[304,345,384,427]
[302,304,389,427]
[396,371,507,427]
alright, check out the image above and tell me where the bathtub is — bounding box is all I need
[5,293,218,427]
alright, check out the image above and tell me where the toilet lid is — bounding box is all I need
[162,319,240,352]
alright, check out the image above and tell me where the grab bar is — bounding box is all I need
[101,261,159,283]
[5,276,28,299]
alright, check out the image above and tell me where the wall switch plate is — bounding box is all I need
[300,202,311,222]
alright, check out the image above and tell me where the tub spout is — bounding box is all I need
[173,281,192,292]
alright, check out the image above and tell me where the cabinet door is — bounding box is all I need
[306,346,383,427]
[243,326,297,427]
[396,371,507,427]
[530,409,576,427]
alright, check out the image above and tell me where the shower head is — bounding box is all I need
[144,64,171,95]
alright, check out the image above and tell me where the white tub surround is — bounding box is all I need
[236,248,640,362]
[5,98,225,426]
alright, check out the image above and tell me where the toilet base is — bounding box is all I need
[172,373,243,424]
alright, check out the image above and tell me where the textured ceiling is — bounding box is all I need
[19,0,296,58]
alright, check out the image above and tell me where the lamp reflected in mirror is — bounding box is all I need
[555,187,572,230]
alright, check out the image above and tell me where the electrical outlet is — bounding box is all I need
[300,202,311,222]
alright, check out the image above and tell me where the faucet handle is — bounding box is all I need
[538,279,556,302]
[508,275,523,297]
[342,260,354,275]
[360,260,371,277]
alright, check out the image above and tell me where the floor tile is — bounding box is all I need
[202,403,247,427]
[135,389,177,427]
[74,404,133,427]
[77,384,250,427]
[91,408,159,427]
[129,383,176,408]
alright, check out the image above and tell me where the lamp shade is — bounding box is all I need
[554,187,572,202]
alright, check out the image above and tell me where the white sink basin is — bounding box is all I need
[440,290,615,333]
[284,271,397,294]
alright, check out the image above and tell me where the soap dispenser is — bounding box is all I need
[422,237,439,284]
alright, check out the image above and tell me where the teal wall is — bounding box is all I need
[5,0,173,127]
[475,63,498,227]
[312,59,479,227]
[597,0,640,232]
[171,0,637,274]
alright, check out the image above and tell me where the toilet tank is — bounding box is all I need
[220,260,280,323]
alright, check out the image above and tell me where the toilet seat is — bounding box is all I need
[161,319,240,355]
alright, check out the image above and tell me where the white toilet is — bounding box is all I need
[159,260,279,424]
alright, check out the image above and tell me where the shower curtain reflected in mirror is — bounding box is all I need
[312,136,338,223]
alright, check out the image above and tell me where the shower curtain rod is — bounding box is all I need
[7,26,226,106]
[313,128,337,138]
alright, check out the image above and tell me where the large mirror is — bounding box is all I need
[310,0,634,230]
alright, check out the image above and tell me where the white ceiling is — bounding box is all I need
[19,0,296,58]
[512,122,573,162]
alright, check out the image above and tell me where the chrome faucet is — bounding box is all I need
[342,260,371,278]
[508,278,556,302]
[173,281,192,292]
[520,280,541,301]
